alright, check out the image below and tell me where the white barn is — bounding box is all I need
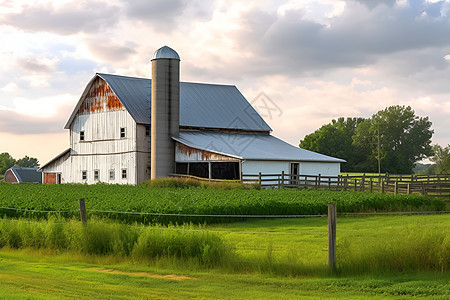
[40,46,344,184]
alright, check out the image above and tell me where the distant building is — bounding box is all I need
[4,165,42,183]
[39,46,344,184]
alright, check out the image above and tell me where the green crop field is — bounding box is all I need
[0,214,449,299]
[0,182,445,223]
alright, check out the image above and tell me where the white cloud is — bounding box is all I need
[1,82,19,93]
[11,94,74,118]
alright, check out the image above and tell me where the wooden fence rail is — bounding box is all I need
[241,173,450,200]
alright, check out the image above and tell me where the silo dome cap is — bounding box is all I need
[151,46,180,60]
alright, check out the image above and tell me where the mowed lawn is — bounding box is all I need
[0,214,449,299]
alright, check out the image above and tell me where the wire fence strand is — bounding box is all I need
[0,206,449,218]
[0,206,79,213]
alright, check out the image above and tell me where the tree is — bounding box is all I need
[353,105,433,174]
[431,144,450,174]
[16,155,40,168]
[0,152,16,175]
[300,117,366,172]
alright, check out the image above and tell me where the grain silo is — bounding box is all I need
[150,46,181,179]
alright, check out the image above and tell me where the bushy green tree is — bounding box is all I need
[300,105,433,174]
[353,105,433,174]
[16,155,39,168]
[0,152,16,175]
[300,117,365,171]
[431,144,450,174]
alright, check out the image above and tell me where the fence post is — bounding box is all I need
[407,183,411,194]
[394,181,398,195]
[328,203,337,272]
[344,177,348,191]
[370,181,373,193]
[381,179,385,193]
[258,172,262,186]
[79,198,87,225]
[318,174,321,187]
[354,179,357,192]
[362,174,366,192]
[281,171,285,188]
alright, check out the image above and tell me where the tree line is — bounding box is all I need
[299,105,436,174]
[0,152,40,178]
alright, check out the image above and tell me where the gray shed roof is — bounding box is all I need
[65,73,271,132]
[173,131,345,162]
[9,166,42,183]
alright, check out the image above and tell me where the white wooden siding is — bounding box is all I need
[42,152,137,184]
[71,110,136,154]
[300,162,340,176]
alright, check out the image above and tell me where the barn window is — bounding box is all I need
[122,169,127,179]
[211,162,240,180]
[80,131,85,141]
[176,163,188,175]
[82,170,87,181]
[188,163,209,178]
[120,127,126,138]
[94,170,99,181]
[109,169,115,180]
[145,126,150,136]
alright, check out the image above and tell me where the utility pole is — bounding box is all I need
[377,123,381,176]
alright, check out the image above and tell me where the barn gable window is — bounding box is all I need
[82,170,87,181]
[80,131,85,141]
[94,170,99,181]
[109,169,115,180]
[122,169,127,179]
[120,127,126,138]
[145,126,150,136]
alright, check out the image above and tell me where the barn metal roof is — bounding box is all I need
[8,166,42,183]
[173,131,346,162]
[151,46,180,60]
[65,73,271,132]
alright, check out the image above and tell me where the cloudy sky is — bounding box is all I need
[1,0,450,164]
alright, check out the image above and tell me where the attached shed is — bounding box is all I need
[4,166,42,184]
[173,131,344,180]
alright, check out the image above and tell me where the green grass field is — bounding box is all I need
[0,214,449,298]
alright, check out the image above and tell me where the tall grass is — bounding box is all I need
[1,217,448,276]
[0,218,232,267]
[337,226,450,274]
[144,177,257,190]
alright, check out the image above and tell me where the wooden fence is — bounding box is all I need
[241,173,450,200]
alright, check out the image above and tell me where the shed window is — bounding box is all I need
[94,170,99,181]
[109,169,115,180]
[80,131,85,141]
[145,126,150,136]
[82,170,87,181]
[122,169,127,179]
[120,127,126,138]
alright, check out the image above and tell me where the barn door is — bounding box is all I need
[290,163,299,186]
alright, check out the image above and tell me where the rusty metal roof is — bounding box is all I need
[173,131,346,162]
[65,73,271,132]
